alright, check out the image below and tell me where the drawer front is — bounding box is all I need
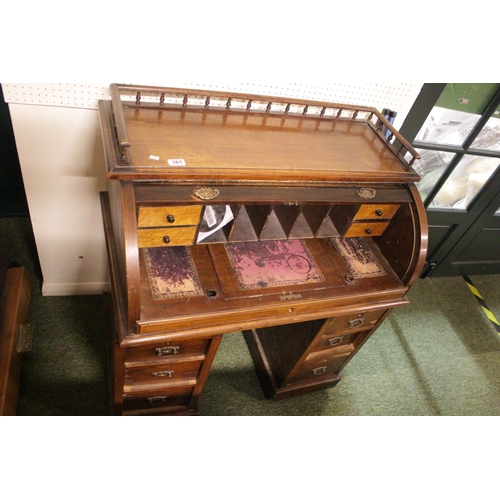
[124,359,203,390]
[123,385,194,412]
[327,310,386,334]
[344,221,390,237]
[354,204,400,221]
[315,330,369,353]
[287,352,350,385]
[125,338,210,364]
[137,205,202,228]
[137,226,198,247]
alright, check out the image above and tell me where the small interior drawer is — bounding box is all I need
[137,205,202,228]
[354,204,400,221]
[137,226,198,248]
[125,338,210,364]
[344,221,390,237]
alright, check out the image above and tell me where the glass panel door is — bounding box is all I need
[430,155,499,209]
[470,104,500,151]
[399,83,500,277]
[415,84,500,147]
[412,148,456,201]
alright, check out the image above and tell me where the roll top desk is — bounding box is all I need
[98,84,427,415]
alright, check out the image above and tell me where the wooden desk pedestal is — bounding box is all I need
[99,84,427,415]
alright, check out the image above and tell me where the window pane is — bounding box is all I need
[430,155,499,209]
[470,105,500,151]
[415,84,500,147]
[411,149,455,201]
[415,107,481,146]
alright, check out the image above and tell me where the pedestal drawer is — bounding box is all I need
[315,330,369,353]
[123,385,194,413]
[124,358,203,391]
[124,338,210,364]
[328,310,386,334]
[286,347,353,385]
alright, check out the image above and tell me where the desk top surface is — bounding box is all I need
[99,99,420,184]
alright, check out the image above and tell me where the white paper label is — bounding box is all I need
[204,206,217,228]
[167,159,186,166]
[149,155,160,161]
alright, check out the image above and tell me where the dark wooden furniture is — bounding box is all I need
[99,84,427,415]
[0,263,32,416]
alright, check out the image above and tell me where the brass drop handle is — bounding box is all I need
[155,346,180,356]
[147,396,168,404]
[163,235,171,244]
[328,336,344,346]
[166,214,175,223]
[348,318,365,328]
[375,209,383,217]
[152,370,174,377]
[313,366,327,375]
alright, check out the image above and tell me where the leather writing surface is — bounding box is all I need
[331,237,386,278]
[225,240,325,290]
[142,247,204,299]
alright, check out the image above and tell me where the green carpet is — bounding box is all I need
[1,217,499,416]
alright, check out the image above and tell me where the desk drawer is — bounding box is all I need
[287,349,351,385]
[125,338,210,364]
[137,205,202,228]
[353,204,400,220]
[344,221,390,237]
[124,359,203,391]
[327,310,386,335]
[137,226,198,247]
[315,330,369,353]
[123,385,194,412]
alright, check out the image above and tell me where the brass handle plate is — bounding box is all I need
[357,187,376,199]
[193,187,220,200]
[152,370,174,377]
[155,346,180,356]
[328,336,344,346]
[147,396,168,404]
[312,366,327,375]
[348,318,365,328]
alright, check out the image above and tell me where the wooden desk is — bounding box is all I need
[99,84,427,415]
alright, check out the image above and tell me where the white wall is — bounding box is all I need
[8,103,109,295]
[4,83,423,296]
